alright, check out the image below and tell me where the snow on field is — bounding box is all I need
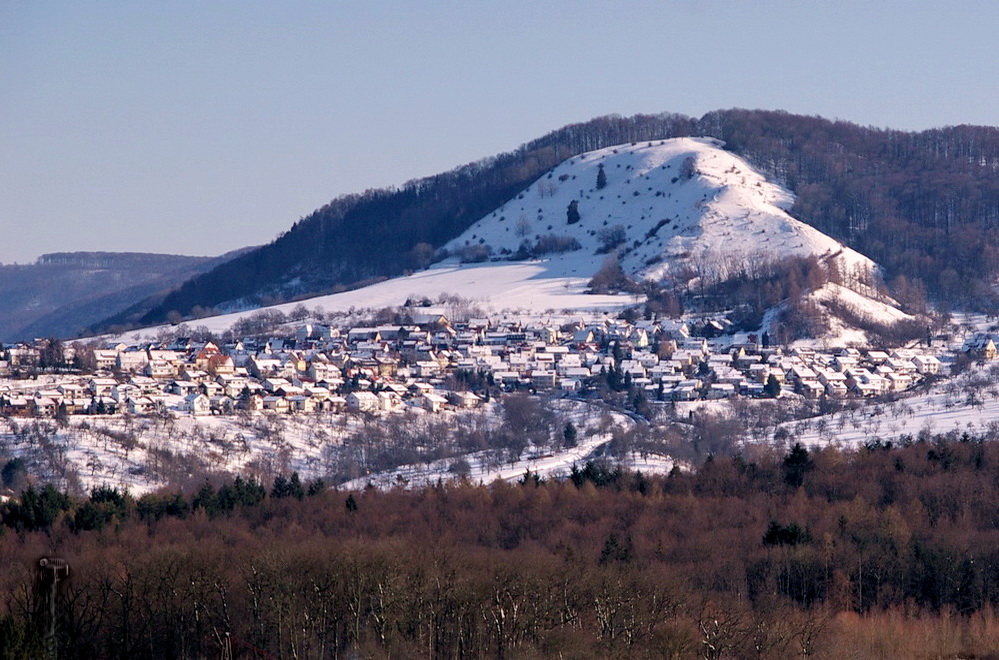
[107,257,636,343]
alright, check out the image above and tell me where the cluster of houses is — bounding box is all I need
[0,313,950,420]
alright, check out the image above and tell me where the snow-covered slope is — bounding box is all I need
[106,138,907,345]
[445,137,876,284]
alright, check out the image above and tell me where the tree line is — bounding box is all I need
[5,435,999,657]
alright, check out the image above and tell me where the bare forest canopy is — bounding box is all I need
[4,436,999,658]
[102,109,999,331]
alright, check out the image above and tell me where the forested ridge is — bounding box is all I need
[0,250,250,343]
[113,109,999,329]
[6,436,999,657]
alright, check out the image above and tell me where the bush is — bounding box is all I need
[596,225,627,254]
[588,255,638,294]
[531,234,581,256]
[455,244,492,263]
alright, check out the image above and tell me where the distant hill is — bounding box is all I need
[0,249,251,342]
[104,110,999,329]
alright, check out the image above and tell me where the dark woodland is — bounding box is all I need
[103,109,999,330]
[5,436,999,658]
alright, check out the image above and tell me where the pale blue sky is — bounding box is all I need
[2,1,998,264]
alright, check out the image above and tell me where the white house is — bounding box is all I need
[183,393,211,416]
[346,391,379,413]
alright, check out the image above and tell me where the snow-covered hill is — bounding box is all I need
[444,137,876,285]
[105,138,913,345]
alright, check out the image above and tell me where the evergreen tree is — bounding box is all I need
[596,163,607,190]
[782,443,814,488]
[287,472,305,500]
[563,422,578,448]
[764,374,781,398]
[271,473,305,500]
[566,199,580,225]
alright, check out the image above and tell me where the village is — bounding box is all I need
[0,310,964,423]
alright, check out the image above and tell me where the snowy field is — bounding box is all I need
[105,256,637,344]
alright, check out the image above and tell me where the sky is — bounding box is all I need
[2,1,999,265]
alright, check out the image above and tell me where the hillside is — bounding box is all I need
[439,137,915,344]
[100,139,918,348]
[104,110,999,330]
[0,250,250,342]
[445,137,875,280]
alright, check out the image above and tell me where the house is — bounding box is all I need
[62,398,88,415]
[145,360,177,379]
[239,394,264,412]
[116,348,149,373]
[210,395,235,414]
[420,392,449,413]
[707,383,736,400]
[87,397,118,415]
[325,395,347,413]
[346,391,380,413]
[447,391,482,409]
[206,353,235,375]
[287,395,318,413]
[912,354,941,375]
[671,382,700,401]
[296,323,333,342]
[377,391,403,412]
[194,342,222,370]
[88,378,118,397]
[263,377,291,393]
[93,349,118,371]
[129,376,161,395]
[127,397,156,415]
[866,350,891,365]
[183,393,212,416]
[31,397,58,417]
[531,370,557,390]
[261,396,290,414]
[111,384,138,403]
[347,328,382,344]
[2,396,31,417]
[168,380,200,396]
[967,334,998,360]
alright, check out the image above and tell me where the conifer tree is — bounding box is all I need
[596,163,607,190]
[567,199,580,225]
